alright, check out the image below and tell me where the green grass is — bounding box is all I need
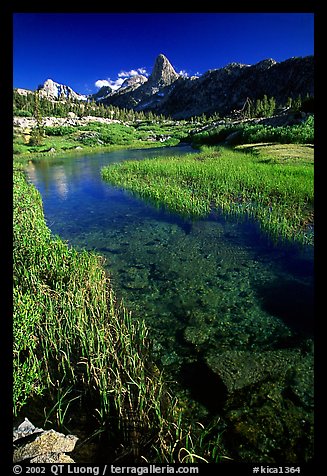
[101,146,314,245]
[13,167,227,462]
[14,115,314,461]
[235,143,314,165]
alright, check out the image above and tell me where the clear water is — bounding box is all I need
[26,145,314,463]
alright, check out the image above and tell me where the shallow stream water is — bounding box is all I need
[26,145,314,463]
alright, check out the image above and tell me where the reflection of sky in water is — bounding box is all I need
[28,162,69,200]
[53,166,69,199]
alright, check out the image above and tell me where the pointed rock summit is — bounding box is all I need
[104,53,180,109]
[148,54,179,87]
[38,79,87,101]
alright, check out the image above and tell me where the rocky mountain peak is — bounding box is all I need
[91,85,112,101]
[120,74,148,91]
[149,53,179,87]
[254,58,277,70]
[38,79,87,101]
[40,79,58,96]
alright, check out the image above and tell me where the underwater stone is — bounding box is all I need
[206,349,303,393]
[184,326,210,345]
[212,348,314,462]
[226,377,314,462]
[122,267,149,289]
[284,349,314,408]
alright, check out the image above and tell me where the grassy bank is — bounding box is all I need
[101,145,314,245]
[191,115,314,146]
[12,141,174,167]
[13,119,193,162]
[13,167,226,463]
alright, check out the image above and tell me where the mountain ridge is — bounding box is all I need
[17,53,314,119]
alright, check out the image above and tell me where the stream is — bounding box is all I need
[26,145,314,463]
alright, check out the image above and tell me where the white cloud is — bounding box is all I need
[137,68,148,76]
[95,67,148,92]
[118,67,148,78]
[118,69,137,78]
[95,78,125,91]
[109,78,125,90]
[95,79,111,88]
[178,70,189,78]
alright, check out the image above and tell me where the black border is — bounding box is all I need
[4,3,321,474]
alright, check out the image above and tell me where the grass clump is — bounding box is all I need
[235,143,314,166]
[13,168,227,462]
[101,146,314,245]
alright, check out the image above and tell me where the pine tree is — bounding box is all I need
[29,91,44,146]
[268,97,276,117]
[292,94,302,112]
[254,98,263,117]
[286,97,293,109]
[242,97,253,118]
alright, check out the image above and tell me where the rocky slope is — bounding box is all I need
[102,54,314,118]
[151,56,313,119]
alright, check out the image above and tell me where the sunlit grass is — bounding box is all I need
[13,168,227,462]
[235,143,314,165]
[101,146,314,245]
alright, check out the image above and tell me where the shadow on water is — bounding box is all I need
[256,278,314,336]
[179,359,228,413]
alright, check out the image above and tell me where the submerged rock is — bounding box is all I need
[205,347,314,462]
[206,349,303,393]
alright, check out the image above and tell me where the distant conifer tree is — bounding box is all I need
[292,94,303,112]
[29,91,44,146]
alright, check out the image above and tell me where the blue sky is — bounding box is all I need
[13,13,314,95]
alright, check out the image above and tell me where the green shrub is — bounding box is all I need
[28,127,44,146]
[240,117,314,144]
[44,126,76,136]
[13,144,26,155]
[14,109,33,117]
